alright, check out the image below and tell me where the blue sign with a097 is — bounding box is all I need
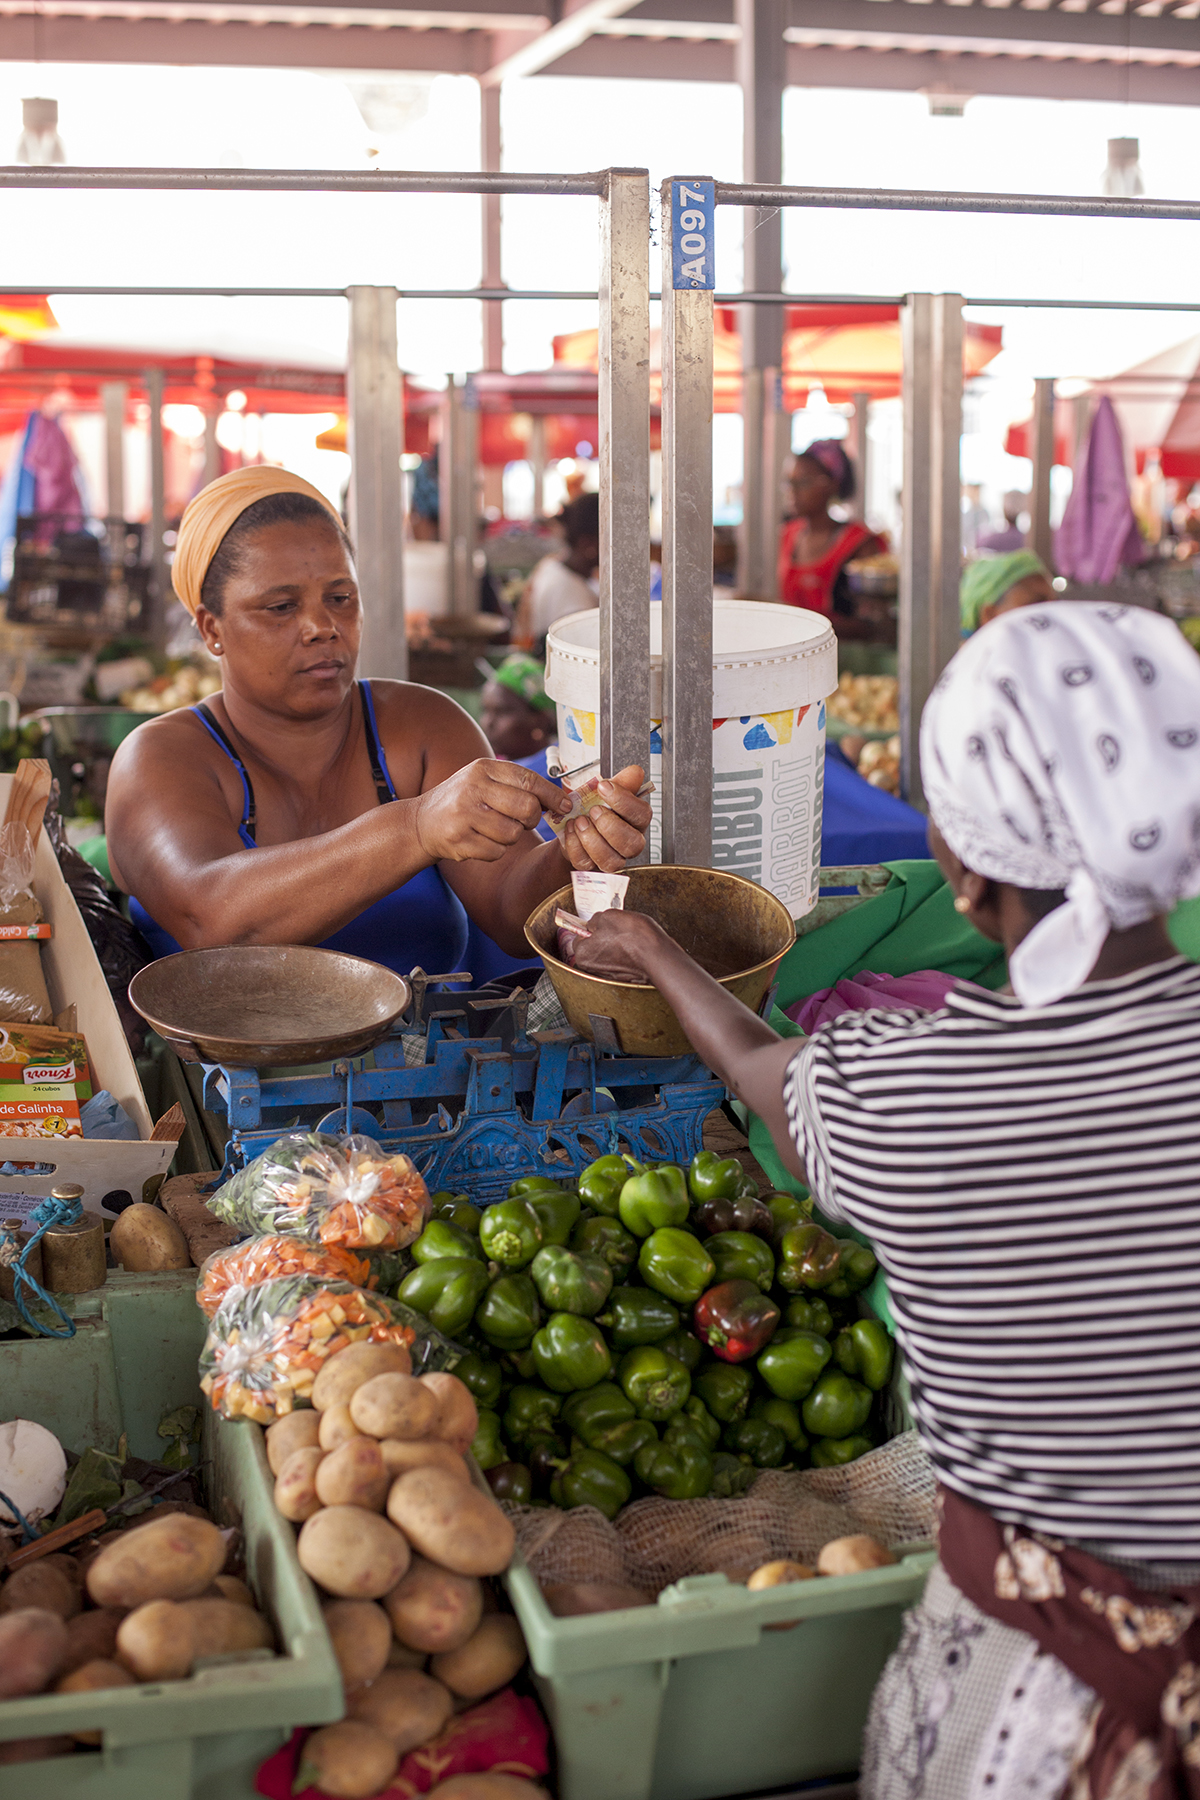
[671,178,715,291]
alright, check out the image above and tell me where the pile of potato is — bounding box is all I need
[827,673,900,733]
[857,734,902,794]
[0,1509,273,1764]
[267,1341,535,1800]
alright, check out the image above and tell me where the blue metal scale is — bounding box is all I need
[198,975,728,1206]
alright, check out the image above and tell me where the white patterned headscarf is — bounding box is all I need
[921,601,1200,1007]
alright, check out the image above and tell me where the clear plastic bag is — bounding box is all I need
[198,1274,461,1421]
[206,1131,431,1253]
[0,821,51,1024]
[195,1236,376,1319]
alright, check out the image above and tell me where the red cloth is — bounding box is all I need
[777,518,877,614]
[255,1687,550,1800]
[939,1484,1200,1797]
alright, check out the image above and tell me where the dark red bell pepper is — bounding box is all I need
[693,1193,776,1239]
[692,1279,780,1363]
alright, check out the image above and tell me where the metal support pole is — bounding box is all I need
[899,294,962,807]
[1030,376,1055,571]
[480,82,504,375]
[598,167,651,794]
[529,415,546,519]
[739,368,784,600]
[931,294,964,684]
[850,390,870,524]
[347,285,406,679]
[144,366,167,650]
[661,178,715,868]
[736,0,785,604]
[101,381,125,522]
[203,409,220,485]
[441,377,478,617]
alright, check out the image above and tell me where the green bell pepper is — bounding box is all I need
[486,1462,533,1503]
[801,1370,873,1440]
[724,1418,788,1468]
[530,1245,613,1317]
[634,1439,713,1499]
[397,1257,490,1338]
[549,1446,631,1518]
[508,1174,565,1198]
[810,1434,873,1467]
[833,1317,894,1391]
[825,1241,879,1299]
[411,1219,483,1265]
[756,1328,832,1401]
[588,1418,659,1465]
[658,1328,703,1372]
[562,1381,634,1438]
[508,1347,538,1381]
[702,1230,776,1293]
[765,1192,812,1242]
[688,1150,744,1204]
[638,1228,715,1305]
[453,1351,503,1411]
[785,1295,834,1337]
[596,1286,680,1348]
[432,1195,484,1232]
[710,1451,758,1497]
[676,1395,722,1450]
[564,1388,656,1463]
[751,1394,807,1449]
[571,1214,638,1277]
[618,1162,690,1237]
[504,1384,562,1445]
[476,1272,542,1350]
[471,1409,506,1470]
[618,1345,691,1421]
[527,1188,582,1248]
[692,1362,752,1422]
[531,1312,612,1392]
[479,1197,545,1268]
[577,1154,630,1217]
[776,1223,843,1292]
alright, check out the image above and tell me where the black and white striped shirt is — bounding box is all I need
[783,956,1200,1561]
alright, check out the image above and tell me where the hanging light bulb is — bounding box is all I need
[16,98,65,166]
[1103,138,1145,199]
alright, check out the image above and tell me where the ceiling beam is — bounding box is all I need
[479,0,646,82]
[786,0,1200,59]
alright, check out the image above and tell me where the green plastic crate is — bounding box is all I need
[505,1546,933,1800]
[0,1271,343,1800]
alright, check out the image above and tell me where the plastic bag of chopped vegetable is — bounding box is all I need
[206,1131,431,1252]
[199,1274,461,1422]
[195,1237,377,1318]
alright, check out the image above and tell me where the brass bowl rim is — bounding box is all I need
[129,944,412,1062]
[524,865,798,992]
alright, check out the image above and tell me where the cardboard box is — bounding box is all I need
[0,774,175,1215]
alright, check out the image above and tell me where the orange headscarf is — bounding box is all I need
[172,467,344,618]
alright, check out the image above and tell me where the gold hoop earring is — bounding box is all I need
[953,894,972,915]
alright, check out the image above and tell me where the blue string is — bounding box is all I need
[1,1192,82,1339]
[0,1486,36,1543]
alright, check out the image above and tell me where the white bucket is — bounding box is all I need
[545,601,837,919]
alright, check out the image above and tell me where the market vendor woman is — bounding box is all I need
[574,603,1200,1796]
[105,468,650,972]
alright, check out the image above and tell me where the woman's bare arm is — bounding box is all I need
[105,702,573,949]
[573,910,808,1183]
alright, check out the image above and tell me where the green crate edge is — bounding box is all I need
[0,1271,343,1798]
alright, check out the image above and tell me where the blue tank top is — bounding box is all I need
[128,682,469,980]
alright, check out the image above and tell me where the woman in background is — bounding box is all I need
[778,441,884,627]
[960,549,1055,636]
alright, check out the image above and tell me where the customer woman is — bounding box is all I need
[105,468,650,974]
[574,602,1200,1796]
[960,547,1055,635]
[777,440,883,624]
